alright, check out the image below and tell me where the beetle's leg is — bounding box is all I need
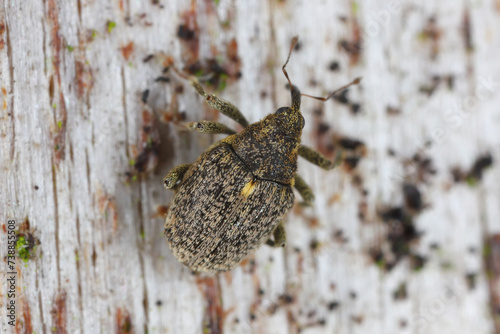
[163,163,192,190]
[294,174,315,206]
[265,222,287,248]
[180,73,249,128]
[186,120,237,135]
[298,145,344,170]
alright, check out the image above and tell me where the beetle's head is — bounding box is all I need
[273,104,304,139]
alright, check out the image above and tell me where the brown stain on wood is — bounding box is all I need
[0,21,5,50]
[75,60,94,101]
[176,4,241,91]
[224,38,242,79]
[152,205,169,219]
[14,295,34,334]
[127,108,161,178]
[96,187,119,231]
[419,16,442,60]
[2,86,7,110]
[485,234,500,332]
[197,276,224,334]
[121,41,135,61]
[178,3,200,68]
[51,291,68,334]
[22,298,33,334]
[338,10,362,66]
[462,10,473,52]
[47,0,68,165]
[116,308,134,334]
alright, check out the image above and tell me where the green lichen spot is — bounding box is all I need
[417,32,428,41]
[217,74,228,92]
[483,243,492,257]
[16,236,31,263]
[194,69,204,77]
[67,45,75,52]
[376,258,386,270]
[466,176,477,187]
[351,2,358,14]
[107,21,117,33]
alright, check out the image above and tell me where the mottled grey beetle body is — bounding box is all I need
[163,37,360,273]
[165,143,294,273]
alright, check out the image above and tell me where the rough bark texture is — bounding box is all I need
[1,0,500,333]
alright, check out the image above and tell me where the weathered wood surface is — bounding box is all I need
[1,0,500,333]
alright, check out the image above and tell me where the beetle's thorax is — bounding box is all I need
[223,109,303,185]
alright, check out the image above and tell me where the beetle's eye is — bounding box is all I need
[275,107,288,114]
[301,117,305,129]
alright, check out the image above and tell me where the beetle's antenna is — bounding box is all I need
[282,36,298,89]
[282,37,362,102]
[171,66,214,82]
[170,66,189,79]
[302,77,362,102]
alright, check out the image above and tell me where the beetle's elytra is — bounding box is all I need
[163,37,361,273]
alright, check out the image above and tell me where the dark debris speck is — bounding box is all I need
[333,89,349,104]
[143,54,154,63]
[469,153,493,181]
[465,272,477,290]
[328,61,340,71]
[279,294,294,304]
[177,24,196,40]
[328,301,340,311]
[403,183,423,211]
[344,156,360,170]
[339,138,365,151]
[411,254,427,271]
[141,89,149,104]
[155,76,170,83]
[317,123,330,135]
[350,103,361,115]
[393,282,408,300]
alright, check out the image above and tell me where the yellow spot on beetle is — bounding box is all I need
[241,179,256,198]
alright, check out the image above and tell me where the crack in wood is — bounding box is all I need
[5,13,15,161]
[51,154,61,288]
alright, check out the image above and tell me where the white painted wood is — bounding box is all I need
[1,0,499,333]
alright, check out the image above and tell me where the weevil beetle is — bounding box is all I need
[163,37,361,273]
